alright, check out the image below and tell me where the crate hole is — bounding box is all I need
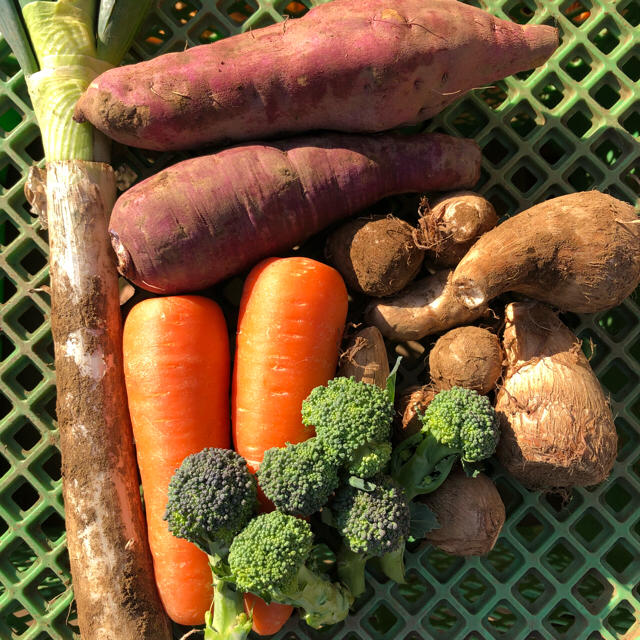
[0,450,11,478]
[454,569,494,613]
[510,165,540,193]
[1,218,20,246]
[0,162,22,191]
[619,52,640,83]
[42,450,62,482]
[543,539,581,580]
[476,82,508,111]
[9,537,37,574]
[197,22,229,44]
[539,137,568,166]
[218,0,258,24]
[590,19,621,54]
[597,304,636,342]
[620,106,640,138]
[16,361,44,392]
[280,0,310,17]
[603,539,635,575]
[602,478,635,519]
[6,603,34,636]
[422,547,464,581]
[0,389,13,419]
[505,0,536,23]
[593,138,622,167]
[18,304,45,333]
[138,19,174,54]
[482,539,523,579]
[606,601,636,635]
[0,51,21,79]
[246,13,278,29]
[12,482,40,512]
[484,186,519,218]
[572,510,608,548]
[449,100,489,137]
[562,48,594,82]
[24,136,44,162]
[591,80,621,110]
[514,570,553,611]
[365,603,398,634]
[567,164,596,190]
[33,334,55,367]
[509,102,538,138]
[614,417,635,461]
[40,510,66,544]
[427,601,462,632]
[0,104,23,134]
[483,135,515,167]
[534,75,565,110]
[514,511,549,549]
[35,567,67,602]
[494,476,524,514]
[544,600,584,636]
[561,0,592,26]
[391,570,435,615]
[171,0,200,24]
[20,246,47,276]
[485,600,521,634]
[573,570,611,612]
[622,162,639,196]
[564,105,593,138]
[14,421,41,452]
[618,0,640,25]
[1,273,18,303]
[600,359,638,400]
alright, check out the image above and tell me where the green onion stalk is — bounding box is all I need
[0,1,172,638]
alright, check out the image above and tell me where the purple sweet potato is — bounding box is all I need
[110,131,481,294]
[74,0,558,151]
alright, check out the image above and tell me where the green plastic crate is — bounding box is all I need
[0,0,639,637]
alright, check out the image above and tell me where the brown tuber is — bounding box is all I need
[429,326,503,394]
[338,326,390,388]
[326,215,424,297]
[365,269,488,341]
[418,468,506,556]
[415,192,498,267]
[495,302,617,490]
[394,385,436,442]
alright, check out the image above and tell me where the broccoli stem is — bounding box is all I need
[288,564,353,628]
[336,546,368,598]
[378,541,406,585]
[204,575,252,640]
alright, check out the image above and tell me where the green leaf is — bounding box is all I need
[409,501,440,540]
[347,476,376,492]
[0,0,39,75]
[97,0,154,64]
[385,356,402,403]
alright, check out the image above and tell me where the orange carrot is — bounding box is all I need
[123,295,230,626]
[244,594,294,636]
[232,256,348,472]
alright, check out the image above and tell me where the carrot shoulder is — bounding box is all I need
[244,594,294,636]
[232,256,348,472]
[123,295,231,625]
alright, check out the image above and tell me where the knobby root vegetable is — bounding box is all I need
[325,215,423,297]
[414,192,498,267]
[338,326,390,387]
[495,302,617,489]
[418,468,505,555]
[109,131,480,294]
[394,385,437,442]
[123,296,231,625]
[429,326,503,394]
[365,269,487,341]
[232,257,348,472]
[74,0,558,151]
[451,191,640,313]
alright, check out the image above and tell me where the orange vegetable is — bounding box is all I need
[123,295,231,625]
[244,594,294,636]
[232,256,349,472]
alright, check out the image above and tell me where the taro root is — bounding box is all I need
[495,301,617,490]
[451,191,640,313]
[325,215,424,297]
[338,326,390,388]
[365,269,487,341]
[419,468,505,555]
[415,192,498,267]
[394,385,437,442]
[429,326,503,394]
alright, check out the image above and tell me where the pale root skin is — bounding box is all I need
[109,132,480,294]
[74,0,558,151]
[415,191,498,267]
[495,302,617,489]
[451,191,640,313]
[429,326,503,394]
[365,269,487,341]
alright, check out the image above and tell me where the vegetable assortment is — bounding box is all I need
[46,0,639,636]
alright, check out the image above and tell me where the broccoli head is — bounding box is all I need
[165,447,257,557]
[228,511,353,628]
[346,441,392,478]
[257,438,340,516]
[330,475,410,597]
[392,386,499,500]
[302,377,394,463]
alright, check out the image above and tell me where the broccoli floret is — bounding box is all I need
[330,475,410,597]
[228,511,353,628]
[165,448,257,639]
[345,441,392,478]
[257,438,340,516]
[302,377,394,463]
[392,387,499,500]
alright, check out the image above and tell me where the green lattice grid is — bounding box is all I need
[0,0,639,638]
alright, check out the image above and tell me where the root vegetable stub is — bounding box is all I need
[326,215,424,297]
[338,326,390,388]
[415,192,498,267]
[418,468,506,556]
[394,385,437,442]
[365,269,488,342]
[429,326,503,394]
[495,302,617,490]
[451,191,640,313]
[109,131,481,294]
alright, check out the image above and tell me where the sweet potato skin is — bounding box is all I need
[75,0,558,151]
[110,132,481,294]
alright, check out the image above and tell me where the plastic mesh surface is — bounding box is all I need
[1,0,639,638]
